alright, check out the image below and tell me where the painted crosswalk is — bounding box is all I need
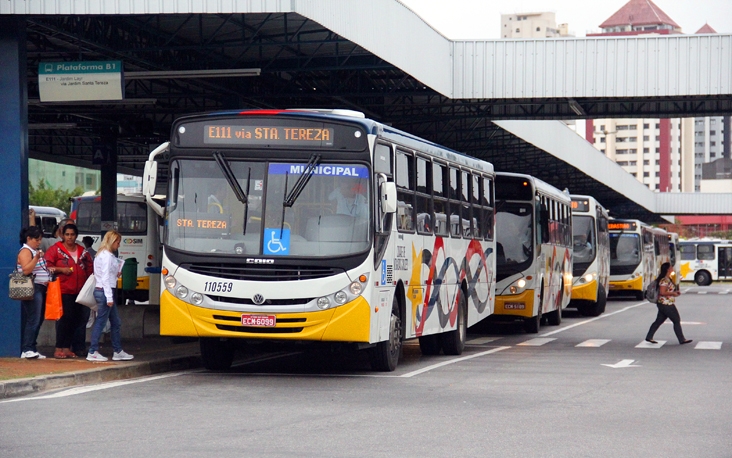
[576,339,611,348]
[517,338,556,346]
[465,336,724,350]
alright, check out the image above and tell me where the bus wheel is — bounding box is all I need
[441,292,467,355]
[369,297,402,372]
[596,284,607,314]
[524,285,543,333]
[200,337,236,371]
[418,334,441,355]
[695,271,711,286]
[547,305,562,326]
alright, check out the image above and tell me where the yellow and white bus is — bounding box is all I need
[143,109,496,371]
[493,173,572,333]
[608,219,669,299]
[678,240,732,285]
[569,195,610,316]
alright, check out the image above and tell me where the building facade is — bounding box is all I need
[500,12,573,39]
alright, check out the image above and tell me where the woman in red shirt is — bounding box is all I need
[45,223,94,358]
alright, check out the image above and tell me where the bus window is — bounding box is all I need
[396,150,414,232]
[573,215,596,263]
[415,157,431,234]
[496,203,532,266]
[481,177,494,240]
[610,233,641,266]
[432,162,449,236]
[448,167,461,237]
[679,244,695,261]
[698,244,715,261]
[118,202,147,234]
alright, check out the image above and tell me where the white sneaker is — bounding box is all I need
[37,353,47,359]
[112,350,134,361]
[87,351,108,362]
[20,351,39,359]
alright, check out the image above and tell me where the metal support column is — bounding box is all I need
[0,18,28,357]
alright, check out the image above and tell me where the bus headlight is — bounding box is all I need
[317,297,331,310]
[164,275,177,289]
[509,278,527,294]
[176,285,189,299]
[577,272,596,284]
[190,292,204,305]
[349,281,363,296]
[334,291,348,305]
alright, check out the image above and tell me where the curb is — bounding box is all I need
[0,355,202,400]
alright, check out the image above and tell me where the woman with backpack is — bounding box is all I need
[645,262,692,345]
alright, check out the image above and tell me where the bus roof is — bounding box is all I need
[173,109,494,175]
[497,171,570,202]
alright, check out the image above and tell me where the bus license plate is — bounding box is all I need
[241,314,276,327]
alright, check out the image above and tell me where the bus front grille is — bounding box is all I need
[183,263,342,281]
[610,265,640,276]
[216,324,304,334]
[209,296,315,306]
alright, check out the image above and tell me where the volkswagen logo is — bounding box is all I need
[252,294,265,305]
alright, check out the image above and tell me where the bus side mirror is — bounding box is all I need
[380,181,397,214]
[143,160,157,198]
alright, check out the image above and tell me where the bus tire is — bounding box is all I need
[695,271,712,286]
[200,337,236,371]
[369,297,402,372]
[596,284,607,314]
[418,334,442,355]
[441,291,467,356]
[524,284,543,333]
[547,305,562,326]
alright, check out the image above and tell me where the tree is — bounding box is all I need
[28,179,84,214]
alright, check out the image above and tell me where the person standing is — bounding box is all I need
[86,230,134,362]
[645,261,693,345]
[17,226,55,359]
[82,236,96,258]
[44,223,93,359]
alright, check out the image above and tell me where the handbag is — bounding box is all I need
[76,274,98,311]
[45,276,63,320]
[8,270,34,300]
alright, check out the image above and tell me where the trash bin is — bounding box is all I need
[121,257,138,291]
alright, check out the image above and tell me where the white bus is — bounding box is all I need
[69,193,163,302]
[608,220,670,299]
[142,109,496,371]
[493,173,572,333]
[569,195,610,316]
[678,240,732,285]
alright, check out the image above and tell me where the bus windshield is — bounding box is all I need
[496,203,533,271]
[572,215,596,264]
[609,233,641,268]
[166,158,371,257]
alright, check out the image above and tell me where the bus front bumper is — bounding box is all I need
[160,290,371,343]
[609,276,642,293]
[571,280,598,301]
[494,289,535,318]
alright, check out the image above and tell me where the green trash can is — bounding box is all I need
[121,258,138,291]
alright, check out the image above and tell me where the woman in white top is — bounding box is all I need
[86,230,134,362]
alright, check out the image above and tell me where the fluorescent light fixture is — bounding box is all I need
[28,123,78,129]
[28,98,157,106]
[124,68,261,80]
[568,99,586,116]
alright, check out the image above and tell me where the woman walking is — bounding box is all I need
[17,226,54,359]
[646,262,693,345]
[86,230,134,362]
[44,223,93,359]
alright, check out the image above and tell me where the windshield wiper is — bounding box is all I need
[280,154,321,238]
[213,152,249,235]
[283,154,320,208]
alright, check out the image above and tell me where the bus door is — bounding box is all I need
[719,247,732,278]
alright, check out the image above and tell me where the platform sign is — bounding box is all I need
[38,61,123,102]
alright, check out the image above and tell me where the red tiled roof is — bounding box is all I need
[599,0,680,29]
[695,23,717,34]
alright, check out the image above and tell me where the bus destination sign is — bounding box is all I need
[204,125,334,147]
[608,221,637,231]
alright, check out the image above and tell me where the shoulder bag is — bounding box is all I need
[76,274,98,311]
[8,270,35,301]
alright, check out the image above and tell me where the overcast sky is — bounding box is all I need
[399,0,732,38]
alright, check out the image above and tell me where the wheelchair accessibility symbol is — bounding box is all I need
[263,228,291,255]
